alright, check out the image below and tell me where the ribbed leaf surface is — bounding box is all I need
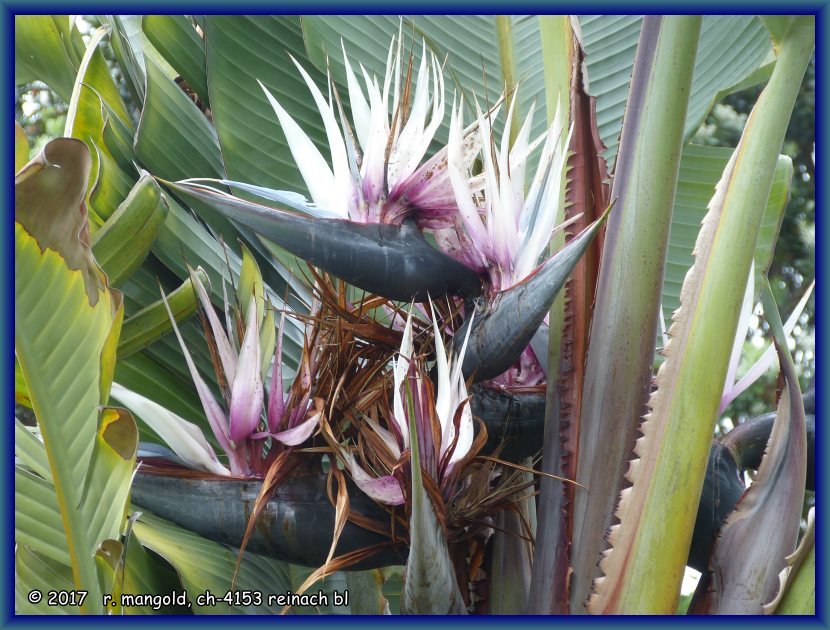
[664,145,792,322]
[133,510,293,614]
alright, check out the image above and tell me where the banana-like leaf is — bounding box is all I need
[117,268,207,359]
[569,17,702,612]
[587,19,814,614]
[102,97,141,174]
[143,15,209,104]
[14,15,84,101]
[120,531,194,614]
[133,509,293,614]
[14,420,51,481]
[15,546,76,615]
[582,15,772,167]
[664,145,793,323]
[98,15,150,103]
[688,282,807,614]
[203,16,316,195]
[104,14,182,88]
[135,56,223,181]
[401,383,466,615]
[14,354,31,408]
[300,16,771,169]
[82,408,139,543]
[15,409,136,612]
[91,174,170,286]
[15,466,69,566]
[16,462,179,616]
[187,16,331,301]
[15,410,138,604]
[15,120,29,173]
[15,138,134,613]
[63,26,136,228]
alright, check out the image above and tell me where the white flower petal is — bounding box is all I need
[429,298,453,449]
[259,80,339,216]
[392,308,414,446]
[288,57,354,219]
[111,383,231,477]
[189,265,237,384]
[271,411,321,446]
[343,452,405,505]
[229,302,264,443]
[342,42,371,153]
[448,99,489,253]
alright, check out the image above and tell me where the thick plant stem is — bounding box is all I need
[568,16,701,613]
[588,17,814,614]
[527,14,576,615]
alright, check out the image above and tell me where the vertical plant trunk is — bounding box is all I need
[588,17,814,614]
[568,16,701,613]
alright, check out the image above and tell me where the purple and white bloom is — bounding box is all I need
[254,35,470,227]
[342,306,475,505]
[441,96,574,294]
[161,267,321,477]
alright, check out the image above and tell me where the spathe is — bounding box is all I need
[459,209,609,382]
[164,179,481,302]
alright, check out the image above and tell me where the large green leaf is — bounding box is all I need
[134,46,308,356]
[663,145,793,323]
[15,408,136,572]
[135,56,224,181]
[91,174,170,286]
[63,26,136,228]
[15,139,135,612]
[117,268,206,360]
[82,408,139,546]
[581,15,773,167]
[15,16,84,101]
[143,15,209,105]
[15,546,76,615]
[299,16,771,171]
[301,15,509,143]
[98,14,181,103]
[201,14,329,293]
[135,16,314,330]
[15,467,69,566]
[133,510,293,615]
